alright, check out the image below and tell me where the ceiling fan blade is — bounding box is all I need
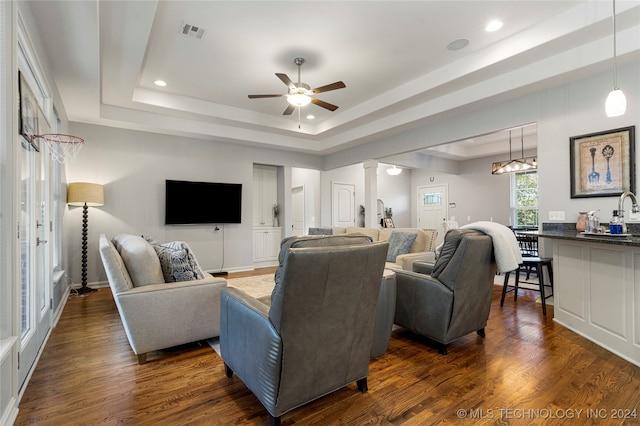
[276,73,296,90]
[311,97,339,111]
[283,104,295,115]
[312,81,346,94]
[248,94,285,99]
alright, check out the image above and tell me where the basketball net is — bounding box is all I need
[33,134,84,164]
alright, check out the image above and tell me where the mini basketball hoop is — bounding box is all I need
[33,134,84,164]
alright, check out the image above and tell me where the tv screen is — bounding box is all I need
[165,179,242,224]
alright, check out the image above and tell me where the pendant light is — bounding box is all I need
[605,0,627,117]
[491,128,537,175]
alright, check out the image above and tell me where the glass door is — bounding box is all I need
[18,110,52,391]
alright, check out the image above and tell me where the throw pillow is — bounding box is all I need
[144,237,206,282]
[386,231,417,263]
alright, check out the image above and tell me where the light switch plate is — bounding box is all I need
[549,211,565,220]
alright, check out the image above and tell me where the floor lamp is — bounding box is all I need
[67,182,104,294]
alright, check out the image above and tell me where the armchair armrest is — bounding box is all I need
[394,269,453,339]
[219,288,282,411]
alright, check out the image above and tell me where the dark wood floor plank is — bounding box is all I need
[15,272,640,425]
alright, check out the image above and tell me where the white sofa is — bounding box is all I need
[309,227,437,270]
[98,233,227,363]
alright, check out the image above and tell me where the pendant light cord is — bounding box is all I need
[612,0,619,89]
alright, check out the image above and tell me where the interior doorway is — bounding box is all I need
[417,184,448,246]
[291,185,305,235]
[332,182,355,228]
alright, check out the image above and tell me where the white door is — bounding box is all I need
[332,182,355,228]
[291,186,305,235]
[18,131,52,391]
[418,184,448,246]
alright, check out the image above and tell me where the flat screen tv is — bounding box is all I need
[165,179,242,224]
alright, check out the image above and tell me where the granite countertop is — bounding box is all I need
[539,223,640,247]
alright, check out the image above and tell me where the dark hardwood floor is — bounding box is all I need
[15,269,640,425]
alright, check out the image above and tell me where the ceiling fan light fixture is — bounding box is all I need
[287,93,312,107]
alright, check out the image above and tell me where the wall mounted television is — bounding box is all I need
[165,179,242,225]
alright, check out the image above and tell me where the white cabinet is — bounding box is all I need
[253,228,281,266]
[551,238,640,367]
[253,165,277,226]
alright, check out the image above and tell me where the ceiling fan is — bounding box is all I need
[248,57,346,115]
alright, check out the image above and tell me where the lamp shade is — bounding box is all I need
[67,182,104,207]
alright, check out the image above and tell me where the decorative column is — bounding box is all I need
[363,160,379,228]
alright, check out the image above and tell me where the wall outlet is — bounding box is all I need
[549,211,565,220]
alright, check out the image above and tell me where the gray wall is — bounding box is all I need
[323,63,639,229]
[67,62,639,286]
[66,122,323,284]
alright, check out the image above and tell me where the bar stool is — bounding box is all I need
[501,257,554,315]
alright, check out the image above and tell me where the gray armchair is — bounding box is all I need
[219,235,388,426]
[393,229,496,354]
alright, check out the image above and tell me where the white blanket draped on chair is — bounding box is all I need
[460,221,522,273]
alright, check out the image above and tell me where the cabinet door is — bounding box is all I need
[253,168,264,226]
[253,230,267,262]
[261,167,277,226]
[265,229,282,261]
[253,165,278,226]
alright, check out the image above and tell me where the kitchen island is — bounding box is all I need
[538,223,640,367]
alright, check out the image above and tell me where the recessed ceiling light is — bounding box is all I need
[154,80,167,87]
[447,38,469,51]
[306,114,315,120]
[485,20,503,32]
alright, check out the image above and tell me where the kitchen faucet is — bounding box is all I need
[617,191,640,220]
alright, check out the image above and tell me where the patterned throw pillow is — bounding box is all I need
[386,231,417,262]
[143,237,205,282]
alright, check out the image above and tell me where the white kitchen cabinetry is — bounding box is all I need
[253,165,277,227]
[550,238,640,367]
[253,227,281,266]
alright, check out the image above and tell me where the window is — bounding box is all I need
[422,192,442,206]
[511,171,538,227]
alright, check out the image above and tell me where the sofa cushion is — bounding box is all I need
[146,239,206,283]
[112,234,165,287]
[346,227,379,241]
[385,231,417,262]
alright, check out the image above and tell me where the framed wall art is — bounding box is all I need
[19,71,39,151]
[570,126,635,198]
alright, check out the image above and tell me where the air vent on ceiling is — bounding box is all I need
[179,22,205,40]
